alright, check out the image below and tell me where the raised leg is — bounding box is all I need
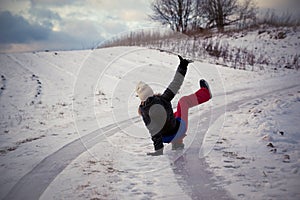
[172,88,211,146]
[174,87,210,125]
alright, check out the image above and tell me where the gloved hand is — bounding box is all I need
[146,148,163,156]
[178,55,193,68]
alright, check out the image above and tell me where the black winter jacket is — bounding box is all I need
[139,62,187,150]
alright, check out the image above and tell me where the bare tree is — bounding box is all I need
[195,0,256,31]
[200,0,238,31]
[191,0,206,30]
[150,0,257,33]
[150,0,193,33]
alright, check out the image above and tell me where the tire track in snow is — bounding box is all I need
[6,55,36,76]
[171,99,243,200]
[3,83,299,200]
[32,54,77,79]
[3,117,140,200]
[171,83,300,200]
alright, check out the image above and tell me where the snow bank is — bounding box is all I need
[204,83,300,199]
[0,42,299,199]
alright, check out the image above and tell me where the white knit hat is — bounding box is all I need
[135,81,154,101]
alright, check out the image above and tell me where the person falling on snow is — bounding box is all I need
[136,55,212,156]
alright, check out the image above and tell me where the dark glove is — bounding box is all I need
[178,55,193,68]
[146,148,163,156]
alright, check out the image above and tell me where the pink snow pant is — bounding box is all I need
[170,88,211,143]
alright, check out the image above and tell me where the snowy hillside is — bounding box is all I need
[104,26,300,72]
[0,41,299,199]
[202,26,300,71]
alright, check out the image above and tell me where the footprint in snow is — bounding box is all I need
[0,74,7,95]
[29,74,43,105]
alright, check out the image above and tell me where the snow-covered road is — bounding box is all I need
[4,79,299,200]
[172,83,299,200]
[3,117,139,200]
[1,46,299,200]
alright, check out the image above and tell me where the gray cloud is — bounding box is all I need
[0,10,104,52]
[0,11,51,44]
[0,0,154,52]
[30,0,81,7]
[28,7,61,23]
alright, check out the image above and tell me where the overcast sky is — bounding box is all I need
[0,0,299,53]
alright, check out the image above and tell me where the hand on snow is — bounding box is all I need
[178,55,193,68]
[146,148,163,156]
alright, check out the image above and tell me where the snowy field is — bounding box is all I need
[0,42,299,199]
